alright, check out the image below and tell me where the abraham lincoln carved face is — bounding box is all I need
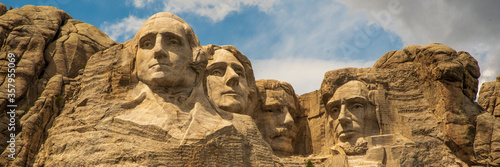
[326,80,379,155]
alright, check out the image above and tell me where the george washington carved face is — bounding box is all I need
[135,15,196,88]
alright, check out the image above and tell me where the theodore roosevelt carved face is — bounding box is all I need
[255,80,298,155]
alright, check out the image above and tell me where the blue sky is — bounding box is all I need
[4,0,500,95]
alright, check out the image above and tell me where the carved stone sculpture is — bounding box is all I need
[326,80,375,155]
[254,79,299,156]
[301,43,490,166]
[110,12,221,142]
[0,11,278,166]
[203,45,258,115]
[2,3,500,166]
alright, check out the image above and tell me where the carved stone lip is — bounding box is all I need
[273,128,296,139]
[221,90,238,95]
[272,133,293,140]
[149,63,172,68]
[338,130,358,137]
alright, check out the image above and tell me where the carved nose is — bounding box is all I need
[283,107,295,127]
[225,67,239,87]
[337,105,351,125]
[153,36,168,59]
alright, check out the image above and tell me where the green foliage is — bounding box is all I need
[306,160,314,167]
[55,95,63,106]
[23,105,31,111]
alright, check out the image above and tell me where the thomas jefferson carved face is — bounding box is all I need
[259,86,298,155]
[206,49,249,113]
[327,80,369,145]
[135,17,196,88]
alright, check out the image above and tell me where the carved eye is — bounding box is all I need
[351,103,363,110]
[211,69,224,76]
[169,39,180,45]
[266,109,281,114]
[331,107,339,113]
[141,40,154,49]
[235,70,244,76]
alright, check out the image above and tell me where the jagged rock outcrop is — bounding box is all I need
[1,3,500,167]
[0,4,6,16]
[0,3,116,166]
[479,74,500,117]
[300,43,498,166]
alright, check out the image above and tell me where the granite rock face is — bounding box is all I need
[301,44,498,166]
[478,74,500,117]
[0,11,277,166]
[0,4,116,166]
[1,3,500,167]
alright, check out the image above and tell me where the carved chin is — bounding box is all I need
[217,100,244,113]
[141,72,172,86]
[270,138,294,154]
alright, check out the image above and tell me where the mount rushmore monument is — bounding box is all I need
[1,3,500,166]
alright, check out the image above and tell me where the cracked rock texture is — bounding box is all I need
[1,3,500,167]
[0,4,115,166]
[478,74,500,117]
[301,44,500,166]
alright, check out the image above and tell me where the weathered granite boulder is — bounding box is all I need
[478,74,500,117]
[0,4,116,166]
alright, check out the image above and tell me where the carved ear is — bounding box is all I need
[368,90,377,106]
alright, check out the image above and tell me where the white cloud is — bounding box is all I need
[101,0,279,41]
[241,0,381,94]
[101,15,147,42]
[162,0,278,22]
[336,0,500,92]
[252,58,375,95]
[130,0,156,8]
[98,0,405,95]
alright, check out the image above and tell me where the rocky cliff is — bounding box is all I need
[0,3,499,167]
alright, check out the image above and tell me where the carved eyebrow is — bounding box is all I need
[326,99,341,111]
[139,32,156,43]
[160,32,184,44]
[344,96,367,103]
[138,32,184,44]
[207,62,226,70]
[262,101,282,110]
[230,63,245,72]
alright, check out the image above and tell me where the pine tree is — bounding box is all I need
[306,160,314,167]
